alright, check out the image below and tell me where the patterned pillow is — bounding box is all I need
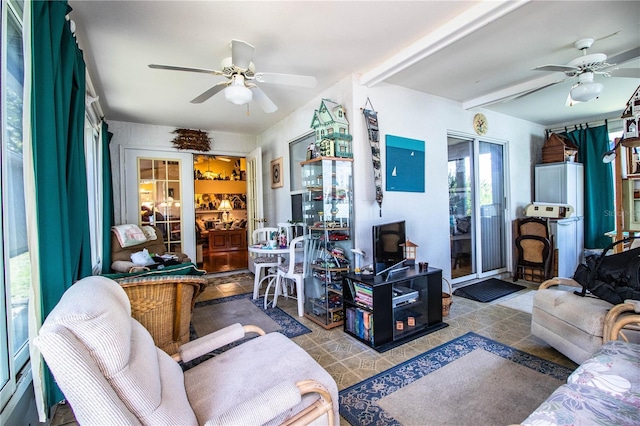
[112,224,147,248]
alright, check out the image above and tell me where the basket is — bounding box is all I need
[442,277,452,317]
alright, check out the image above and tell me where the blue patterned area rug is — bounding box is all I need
[182,293,311,370]
[339,332,573,426]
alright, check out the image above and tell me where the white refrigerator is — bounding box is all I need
[534,162,585,278]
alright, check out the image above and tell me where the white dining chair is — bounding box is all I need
[251,226,280,300]
[267,235,309,316]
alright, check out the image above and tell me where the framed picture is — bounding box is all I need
[385,134,425,193]
[271,157,284,189]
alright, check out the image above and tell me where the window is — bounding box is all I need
[288,132,314,192]
[289,132,314,221]
[1,0,29,410]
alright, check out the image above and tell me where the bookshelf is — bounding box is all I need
[343,267,448,352]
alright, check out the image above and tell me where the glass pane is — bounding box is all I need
[448,139,475,279]
[289,132,314,191]
[167,161,179,180]
[156,160,168,180]
[168,182,180,201]
[4,1,29,375]
[139,159,153,180]
[479,142,506,272]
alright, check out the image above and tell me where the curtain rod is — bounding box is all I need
[546,116,623,135]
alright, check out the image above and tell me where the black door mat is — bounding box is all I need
[453,278,525,303]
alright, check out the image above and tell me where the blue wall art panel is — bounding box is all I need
[385,135,425,192]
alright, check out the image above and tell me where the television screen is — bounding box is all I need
[373,220,406,275]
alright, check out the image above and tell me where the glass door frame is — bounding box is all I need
[123,148,196,261]
[447,131,510,284]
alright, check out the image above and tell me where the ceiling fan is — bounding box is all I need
[532,38,640,105]
[149,39,318,113]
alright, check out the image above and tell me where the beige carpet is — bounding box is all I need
[376,348,563,425]
[496,290,535,314]
[191,298,281,337]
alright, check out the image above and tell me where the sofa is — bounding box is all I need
[111,224,191,273]
[532,277,640,364]
[521,339,640,425]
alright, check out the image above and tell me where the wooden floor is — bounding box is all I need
[198,250,248,273]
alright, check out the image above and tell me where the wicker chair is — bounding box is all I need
[114,275,207,356]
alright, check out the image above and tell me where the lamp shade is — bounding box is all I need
[570,81,603,102]
[218,199,233,211]
[224,74,253,105]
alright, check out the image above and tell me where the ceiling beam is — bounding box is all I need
[462,73,566,110]
[359,0,531,87]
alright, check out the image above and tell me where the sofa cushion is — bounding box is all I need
[533,289,613,337]
[568,340,640,408]
[522,382,640,426]
[184,332,339,426]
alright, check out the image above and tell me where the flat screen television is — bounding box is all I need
[373,220,406,275]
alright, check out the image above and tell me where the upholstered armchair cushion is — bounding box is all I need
[184,331,339,425]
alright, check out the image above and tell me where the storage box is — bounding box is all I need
[542,133,578,163]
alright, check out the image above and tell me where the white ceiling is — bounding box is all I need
[68,1,640,136]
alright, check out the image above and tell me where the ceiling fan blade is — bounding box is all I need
[533,64,579,73]
[607,67,640,79]
[251,86,278,113]
[606,47,640,67]
[190,81,228,104]
[149,64,223,75]
[231,39,254,70]
[255,72,318,88]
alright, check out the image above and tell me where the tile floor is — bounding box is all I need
[51,272,577,425]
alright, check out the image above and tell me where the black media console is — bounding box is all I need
[343,267,448,352]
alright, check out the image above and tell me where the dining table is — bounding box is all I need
[248,243,302,309]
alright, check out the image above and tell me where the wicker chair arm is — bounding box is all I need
[539,277,581,290]
[283,380,335,426]
[175,323,266,362]
[604,299,640,342]
[204,380,333,426]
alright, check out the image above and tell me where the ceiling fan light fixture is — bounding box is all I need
[570,81,603,102]
[224,74,253,105]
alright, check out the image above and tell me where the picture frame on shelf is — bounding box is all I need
[271,157,284,189]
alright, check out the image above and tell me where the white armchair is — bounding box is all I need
[36,276,338,425]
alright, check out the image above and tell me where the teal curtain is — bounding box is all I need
[31,0,92,408]
[101,122,114,273]
[562,124,614,249]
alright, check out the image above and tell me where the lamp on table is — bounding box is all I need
[218,199,233,222]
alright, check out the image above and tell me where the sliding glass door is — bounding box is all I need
[448,135,507,282]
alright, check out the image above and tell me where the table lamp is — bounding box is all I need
[219,199,233,222]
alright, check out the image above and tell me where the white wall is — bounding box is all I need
[257,75,547,281]
[108,121,256,223]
